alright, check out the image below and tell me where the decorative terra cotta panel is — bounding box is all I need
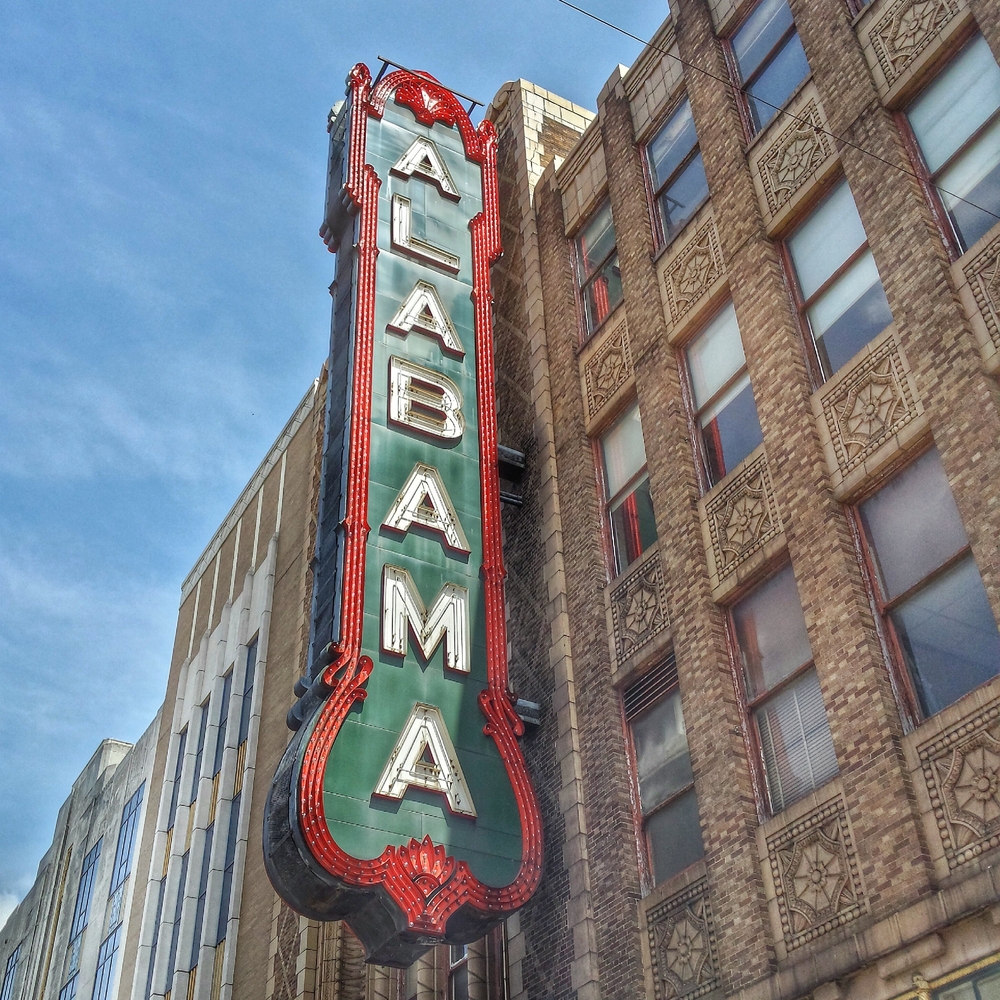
[754,98,835,219]
[584,315,633,422]
[609,546,670,668]
[867,0,966,91]
[959,228,1000,371]
[815,330,924,490]
[701,449,783,595]
[917,695,1000,870]
[765,794,866,952]
[661,215,726,333]
[645,876,720,1000]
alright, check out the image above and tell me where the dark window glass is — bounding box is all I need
[213,672,233,777]
[647,98,709,242]
[216,791,242,945]
[576,203,623,335]
[601,405,658,575]
[238,641,257,746]
[144,878,166,1000]
[165,850,190,994]
[58,975,78,1000]
[731,0,810,133]
[69,840,103,940]
[859,449,1000,717]
[936,963,1000,999]
[624,658,704,885]
[686,303,763,486]
[1,946,20,1000]
[908,34,1000,252]
[733,566,838,813]
[110,783,145,895]
[167,728,187,831]
[191,701,210,805]
[189,826,214,971]
[787,180,893,378]
[90,926,121,1000]
[448,945,469,1000]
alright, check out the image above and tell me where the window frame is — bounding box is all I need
[678,301,761,493]
[619,656,703,893]
[779,177,889,386]
[849,443,993,729]
[595,402,657,580]
[897,25,998,261]
[643,94,711,251]
[722,0,809,141]
[725,562,838,818]
[574,200,622,342]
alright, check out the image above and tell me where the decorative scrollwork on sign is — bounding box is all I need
[963,230,1000,352]
[645,877,720,1000]
[662,218,725,326]
[918,698,1000,869]
[757,100,834,216]
[766,795,866,951]
[820,336,920,478]
[703,452,781,581]
[585,318,633,419]
[609,548,670,666]
[869,0,964,87]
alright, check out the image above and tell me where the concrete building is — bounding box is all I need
[0,721,159,1000]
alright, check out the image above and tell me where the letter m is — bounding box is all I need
[381,565,469,674]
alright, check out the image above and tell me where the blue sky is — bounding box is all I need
[0,0,667,921]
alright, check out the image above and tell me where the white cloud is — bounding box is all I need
[0,892,19,933]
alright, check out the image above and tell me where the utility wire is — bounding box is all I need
[556,0,1000,225]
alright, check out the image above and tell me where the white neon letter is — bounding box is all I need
[383,463,471,554]
[388,356,464,441]
[391,137,460,201]
[391,193,460,272]
[381,565,469,675]
[388,281,464,357]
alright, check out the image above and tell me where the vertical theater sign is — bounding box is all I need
[264,64,543,965]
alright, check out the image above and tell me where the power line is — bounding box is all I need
[555,0,1000,225]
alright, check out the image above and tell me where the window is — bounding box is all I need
[90,926,121,1000]
[600,404,657,576]
[684,302,763,487]
[213,673,233,778]
[576,202,623,337]
[58,975,78,1000]
[786,179,894,378]
[190,700,210,805]
[164,850,190,995]
[731,566,839,813]
[623,657,703,886]
[448,945,469,1000]
[234,641,257,797]
[1,945,20,1000]
[215,791,242,946]
[906,33,1000,254]
[110,783,145,896]
[167,727,188,832]
[857,448,1000,719]
[647,97,709,245]
[69,840,103,941]
[728,0,810,135]
[937,963,1000,999]
[189,827,214,972]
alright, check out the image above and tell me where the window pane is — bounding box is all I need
[908,35,1000,173]
[733,0,794,80]
[756,669,838,813]
[660,153,709,241]
[747,33,810,132]
[609,477,657,574]
[646,788,704,884]
[939,982,979,1000]
[699,373,763,483]
[631,691,693,810]
[602,406,646,498]
[734,566,813,698]
[809,252,893,375]
[788,180,867,300]
[977,970,1000,1000]
[938,114,1000,251]
[687,303,745,408]
[859,449,969,600]
[649,98,698,190]
[583,252,623,331]
[577,202,616,277]
[892,554,1000,716]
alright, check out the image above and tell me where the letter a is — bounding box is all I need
[391,137,460,201]
[373,703,476,817]
[383,463,471,554]
[381,565,469,674]
[388,281,464,357]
